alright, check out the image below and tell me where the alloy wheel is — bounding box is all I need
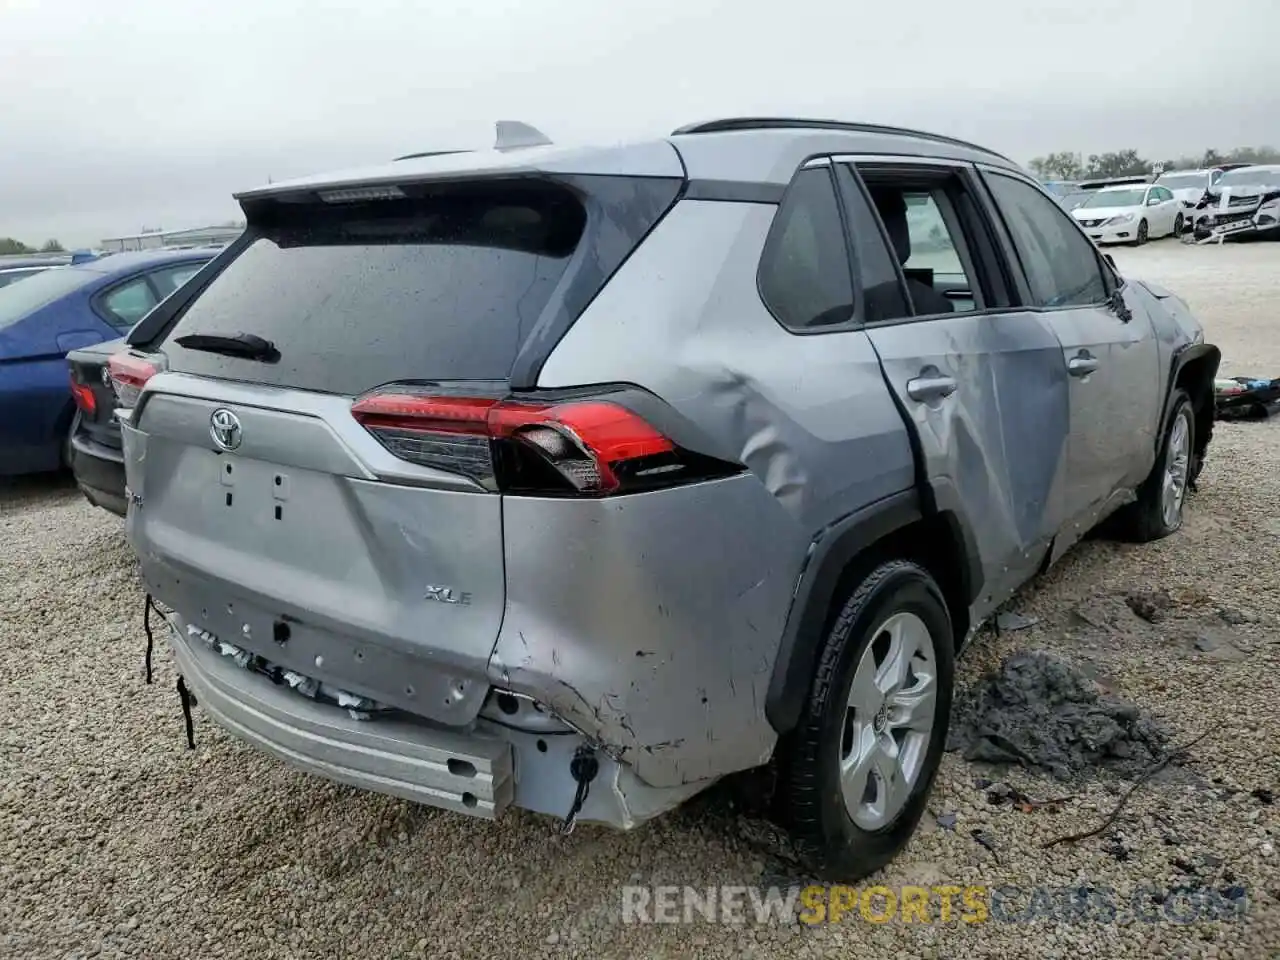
[1161,412,1191,529]
[839,611,938,830]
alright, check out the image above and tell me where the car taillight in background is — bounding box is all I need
[106,353,157,408]
[68,372,96,416]
[351,387,737,496]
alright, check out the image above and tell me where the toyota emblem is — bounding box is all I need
[209,408,243,451]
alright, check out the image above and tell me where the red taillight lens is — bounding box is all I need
[351,390,689,495]
[106,353,157,408]
[69,374,97,416]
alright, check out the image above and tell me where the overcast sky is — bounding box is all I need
[2,0,1277,246]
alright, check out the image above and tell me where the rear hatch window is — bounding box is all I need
[158,181,592,396]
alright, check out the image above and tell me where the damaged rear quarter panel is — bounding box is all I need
[492,476,801,787]
[511,199,918,787]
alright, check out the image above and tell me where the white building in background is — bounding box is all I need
[100,224,243,252]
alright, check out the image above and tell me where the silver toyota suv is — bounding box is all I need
[114,118,1219,880]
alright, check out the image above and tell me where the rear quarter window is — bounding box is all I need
[758,167,855,330]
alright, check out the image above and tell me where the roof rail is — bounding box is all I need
[671,117,1013,164]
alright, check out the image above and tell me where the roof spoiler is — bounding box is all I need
[392,121,552,162]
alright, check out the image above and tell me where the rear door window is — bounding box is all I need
[160,184,589,395]
[101,277,159,329]
[851,165,1002,319]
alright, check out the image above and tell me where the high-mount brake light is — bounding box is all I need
[350,390,698,496]
[106,353,158,408]
[318,185,406,203]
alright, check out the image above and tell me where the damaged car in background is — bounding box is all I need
[112,118,1219,882]
[1152,167,1224,233]
[1190,164,1280,241]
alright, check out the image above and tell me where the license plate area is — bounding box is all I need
[216,453,291,521]
[1215,219,1253,234]
[148,568,488,723]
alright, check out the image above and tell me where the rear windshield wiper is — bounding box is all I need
[174,332,280,363]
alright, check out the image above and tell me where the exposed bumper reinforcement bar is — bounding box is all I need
[168,619,515,819]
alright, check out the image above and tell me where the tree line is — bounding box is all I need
[1028,146,1280,181]
[0,237,66,255]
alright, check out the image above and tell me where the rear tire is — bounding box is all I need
[1111,390,1194,542]
[775,560,954,881]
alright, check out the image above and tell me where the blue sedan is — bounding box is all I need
[0,249,215,476]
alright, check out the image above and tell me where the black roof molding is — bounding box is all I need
[672,117,1013,164]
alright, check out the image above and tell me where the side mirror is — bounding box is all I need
[1147,197,1161,206]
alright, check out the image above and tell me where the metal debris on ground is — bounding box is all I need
[995,611,1040,633]
[947,652,1171,780]
[970,829,1000,863]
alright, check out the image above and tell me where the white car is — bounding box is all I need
[1154,168,1224,231]
[1071,183,1183,245]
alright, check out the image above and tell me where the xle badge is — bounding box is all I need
[425,585,472,606]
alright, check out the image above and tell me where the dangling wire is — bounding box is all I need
[176,676,196,750]
[559,746,599,835]
[143,593,157,684]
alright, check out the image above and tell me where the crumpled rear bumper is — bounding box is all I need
[168,615,515,818]
[164,612,707,828]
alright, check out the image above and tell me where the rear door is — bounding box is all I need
[1146,186,1175,235]
[978,169,1161,546]
[120,175,680,722]
[835,159,1072,616]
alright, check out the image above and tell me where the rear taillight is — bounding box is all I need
[106,353,157,408]
[68,373,96,416]
[351,388,730,496]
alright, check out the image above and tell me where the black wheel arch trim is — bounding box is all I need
[924,476,985,611]
[764,486,984,735]
[1160,341,1220,457]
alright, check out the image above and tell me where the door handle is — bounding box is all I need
[906,374,958,401]
[1068,354,1099,378]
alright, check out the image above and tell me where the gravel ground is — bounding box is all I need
[2,237,1278,959]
